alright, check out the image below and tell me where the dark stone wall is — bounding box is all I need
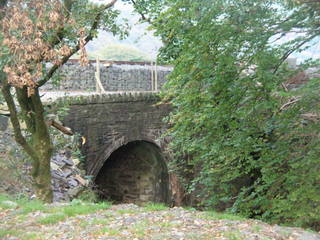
[59,92,173,203]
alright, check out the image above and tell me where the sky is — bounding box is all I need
[87,1,162,60]
[88,0,320,64]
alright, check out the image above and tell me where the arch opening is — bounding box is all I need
[95,140,170,204]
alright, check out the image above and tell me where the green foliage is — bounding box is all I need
[201,211,245,221]
[16,198,46,214]
[123,0,165,23]
[37,200,111,224]
[37,212,66,225]
[152,0,320,230]
[0,194,47,212]
[99,227,121,236]
[223,231,245,240]
[143,202,168,211]
[74,188,100,203]
[0,229,19,239]
[0,193,10,202]
[0,193,111,226]
[63,200,111,216]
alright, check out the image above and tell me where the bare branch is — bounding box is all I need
[301,112,320,122]
[281,82,289,92]
[130,0,151,23]
[37,47,80,87]
[105,0,117,8]
[279,97,301,111]
[273,33,318,74]
[47,119,74,136]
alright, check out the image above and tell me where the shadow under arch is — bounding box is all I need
[94,140,170,204]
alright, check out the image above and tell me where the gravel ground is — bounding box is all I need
[2,203,320,240]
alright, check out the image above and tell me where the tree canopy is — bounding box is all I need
[147,0,320,229]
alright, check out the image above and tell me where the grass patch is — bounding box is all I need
[223,231,244,240]
[201,211,245,221]
[17,214,28,222]
[17,198,47,214]
[129,220,150,237]
[0,200,17,209]
[37,213,67,224]
[117,208,140,214]
[37,201,111,225]
[79,216,110,228]
[0,229,20,239]
[252,224,263,232]
[91,218,110,225]
[0,193,11,202]
[21,232,45,240]
[99,227,121,236]
[143,202,168,211]
[0,194,47,214]
[0,194,16,209]
[63,202,109,216]
[184,206,197,211]
[157,221,175,228]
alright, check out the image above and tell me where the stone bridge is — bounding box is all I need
[57,92,179,205]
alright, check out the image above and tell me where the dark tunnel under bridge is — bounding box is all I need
[95,141,170,204]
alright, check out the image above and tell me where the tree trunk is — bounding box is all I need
[32,141,53,202]
[29,89,54,202]
[1,79,54,202]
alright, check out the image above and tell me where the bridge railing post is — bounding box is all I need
[155,61,158,91]
[95,57,106,94]
[151,61,158,92]
[151,61,154,91]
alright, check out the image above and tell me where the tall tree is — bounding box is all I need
[0,0,123,202]
[150,0,320,229]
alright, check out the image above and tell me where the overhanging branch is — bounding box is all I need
[47,119,74,136]
[130,0,151,23]
[37,0,118,88]
[273,33,318,75]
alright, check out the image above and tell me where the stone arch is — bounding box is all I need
[94,139,170,204]
[88,134,164,178]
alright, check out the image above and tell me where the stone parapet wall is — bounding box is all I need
[54,91,160,105]
[43,60,173,91]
